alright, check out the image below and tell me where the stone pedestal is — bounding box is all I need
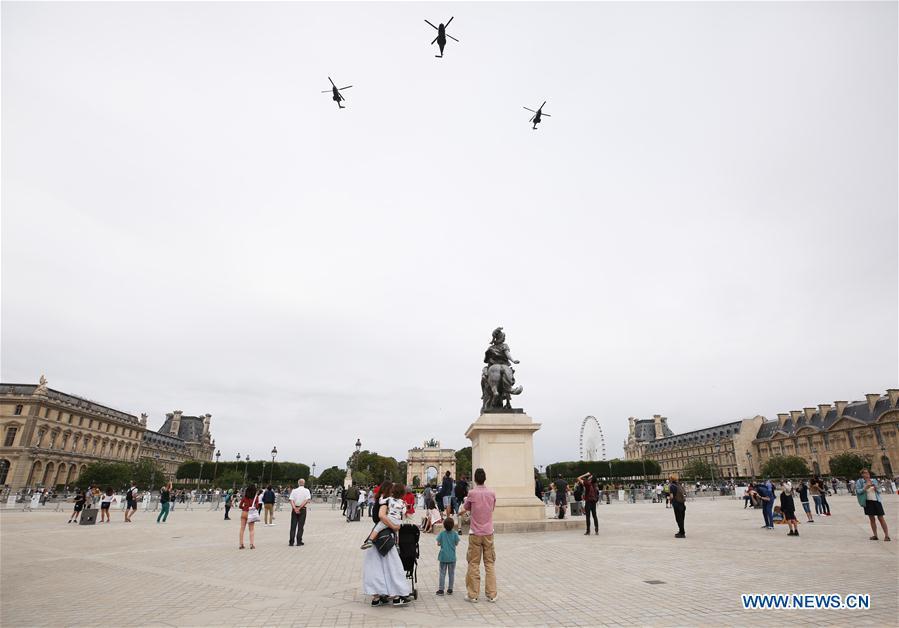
[465,412,545,523]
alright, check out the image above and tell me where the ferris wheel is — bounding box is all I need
[579,416,607,461]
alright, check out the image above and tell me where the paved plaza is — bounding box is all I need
[2,494,897,627]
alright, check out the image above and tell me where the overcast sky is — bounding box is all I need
[2,1,896,473]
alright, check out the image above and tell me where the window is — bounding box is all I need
[4,427,18,447]
[67,415,73,424]
[79,417,84,427]
[44,407,51,418]
[14,405,23,416]
[58,410,63,420]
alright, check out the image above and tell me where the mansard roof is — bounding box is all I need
[754,396,897,442]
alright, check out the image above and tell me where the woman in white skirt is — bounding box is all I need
[363,481,412,607]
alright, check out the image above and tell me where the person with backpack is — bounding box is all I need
[124,481,139,522]
[553,475,568,519]
[669,474,686,538]
[262,485,277,526]
[441,471,454,517]
[345,483,360,522]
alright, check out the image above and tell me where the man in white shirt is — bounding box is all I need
[289,479,312,546]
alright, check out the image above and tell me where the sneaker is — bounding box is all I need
[465,596,479,603]
[392,597,410,606]
[447,589,453,595]
[371,596,387,607]
[360,539,373,550]
[674,533,685,538]
[436,590,444,596]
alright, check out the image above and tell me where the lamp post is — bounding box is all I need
[243,455,250,485]
[261,459,266,484]
[270,446,277,485]
[212,450,221,487]
[196,460,205,493]
[234,453,241,490]
[152,453,160,492]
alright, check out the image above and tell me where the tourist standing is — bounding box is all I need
[67,489,86,524]
[553,475,568,519]
[124,481,138,522]
[223,489,233,520]
[459,467,497,603]
[238,484,260,550]
[669,474,686,538]
[441,471,454,517]
[157,483,172,524]
[578,472,599,535]
[435,517,460,595]
[99,487,116,523]
[345,483,360,522]
[655,483,663,504]
[361,483,411,607]
[358,486,367,518]
[797,480,814,523]
[855,469,890,541]
[289,479,312,546]
[403,486,416,523]
[454,474,469,514]
[262,485,276,526]
[780,482,799,536]
[339,485,347,516]
[816,478,832,516]
[809,479,822,515]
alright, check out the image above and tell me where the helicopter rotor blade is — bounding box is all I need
[447,34,459,42]
[424,19,439,31]
[542,113,551,117]
[431,36,439,45]
[321,90,332,93]
[529,115,536,123]
[329,77,337,88]
[339,86,353,90]
[445,16,454,27]
[540,101,547,110]
[523,107,537,113]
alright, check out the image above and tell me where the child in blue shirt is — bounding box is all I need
[435,516,460,595]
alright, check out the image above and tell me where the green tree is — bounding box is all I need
[80,459,166,491]
[827,452,871,479]
[316,465,346,487]
[455,447,472,478]
[759,455,810,479]
[682,458,719,481]
[216,470,244,490]
[545,459,661,481]
[348,450,402,486]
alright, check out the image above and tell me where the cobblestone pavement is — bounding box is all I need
[2,494,897,627]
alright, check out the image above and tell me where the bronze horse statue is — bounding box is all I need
[480,327,523,411]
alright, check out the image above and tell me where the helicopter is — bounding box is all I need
[424,17,459,58]
[523,101,551,130]
[321,77,352,109]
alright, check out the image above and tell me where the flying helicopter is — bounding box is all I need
[424,17,459,58]
[523,101,551,130]
[321,77,352,109]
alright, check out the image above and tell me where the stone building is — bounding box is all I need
[0,377,216,489]
[139,410,215,479]
[406,439,456,488]
[0,378,145,489]
[624,413,766,478]
[753,390,898,478]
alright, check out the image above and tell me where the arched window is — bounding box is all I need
[0,459,11,484]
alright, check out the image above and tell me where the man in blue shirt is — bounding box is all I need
[755,481,775,529]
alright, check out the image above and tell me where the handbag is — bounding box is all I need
[247,497,261,523]
[373,528,395,556]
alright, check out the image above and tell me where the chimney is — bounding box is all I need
[777,413,789,428]
[139,413,148,427]
[628,417,636,438]
[817,404,831,421]
[803,407,816,422]
[834,401,848,418]
[170,410,183,437]
[789,410,802,424]
[887,389,899,408]
[865,393,881,413]
[653,414,664,440]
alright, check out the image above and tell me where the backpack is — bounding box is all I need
[574,483,584,501]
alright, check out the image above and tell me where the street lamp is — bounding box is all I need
[270,446,277,484]
[213,450,221,486]
[243,454,250,484]
[196,459,205,493]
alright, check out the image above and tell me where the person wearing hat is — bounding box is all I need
[779,481,799,536]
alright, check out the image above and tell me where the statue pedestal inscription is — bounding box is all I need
[465,412,545,523]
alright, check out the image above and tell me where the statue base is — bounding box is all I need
[465,412,545,523]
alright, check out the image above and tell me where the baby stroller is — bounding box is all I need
[397,524,420,600]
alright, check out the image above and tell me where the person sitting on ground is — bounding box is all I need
[362,482,406,549]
